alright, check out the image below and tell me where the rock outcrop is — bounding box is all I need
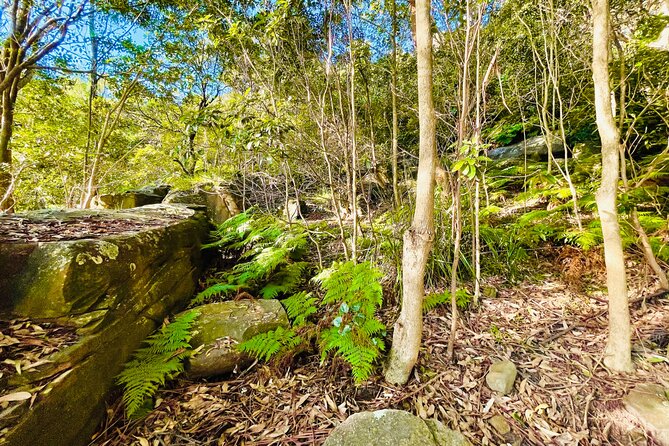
[187,299,289,378]
[164,185,239,225]
[97,185,171,209]
[485,360,517,395]
[0,204,208,446]
[323,409,470,446]
[488,135,565,161]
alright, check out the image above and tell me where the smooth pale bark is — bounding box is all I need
[592,0,633,372]
[384,0,436,385]
[390,0,400,207]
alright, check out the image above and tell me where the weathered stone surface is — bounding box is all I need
[488,135,565,161]
[0,205,204,318]
[164,185,239,225]
[323,410,469,446]
[486,360,517,395]
[187,299,289,378]
[623,384,669,445]
[97,185,171,209]
[425,419,472,446]
[488,414,511,435]
[0,204,208,446]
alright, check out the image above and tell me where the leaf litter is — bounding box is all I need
[92,252,668,446]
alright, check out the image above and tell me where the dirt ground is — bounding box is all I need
[91,249,669,446]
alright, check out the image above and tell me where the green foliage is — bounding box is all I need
[281,291,318,327]
[487,121,524,145]
[238,326,302,362]
[560,225,602,251]
[116,310,200,418]
[423,289,472,313]
[314,261,386,384]
[237,261,387,385]
[195,211,309,304]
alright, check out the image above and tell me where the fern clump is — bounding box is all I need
[314,261,386,384]
[282,291,318,327]
[116,310,200,418]
[237,262,387,384]
[194,211,310,304]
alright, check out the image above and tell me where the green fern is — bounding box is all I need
[314,261,386,384]
[192,282,241,305]
[260,262,309,299]
[423,292,450,313]
[195,213,310,305]
[281,291,318,327]
[423,289,472,313]
[117,310,200,418]
[238,326,302,362]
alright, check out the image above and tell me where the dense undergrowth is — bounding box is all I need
[116,153,669,419]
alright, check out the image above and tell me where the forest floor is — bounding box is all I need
[92,248,669,446]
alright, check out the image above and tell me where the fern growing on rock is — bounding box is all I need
[116,310,199,418]
[237,291,317,361]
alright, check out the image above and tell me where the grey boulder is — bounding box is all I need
[186,299,289,378]
[323,409,470,446]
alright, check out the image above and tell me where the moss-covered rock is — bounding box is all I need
[0,205,204,319]
[0,204,209,446]
[163,186,239,225]
[323,410,470,446]
[97,185,171,209]
[186,299,289,378]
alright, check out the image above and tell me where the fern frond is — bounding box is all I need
[260,262,309,299]
[117,310,200,418]
[316,260,386,384]
[281,291,318,327]
[192,282,241,305]
[423,292,450,313]
[238,326,301,362]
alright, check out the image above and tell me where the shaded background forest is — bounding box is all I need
[3,0,667,209]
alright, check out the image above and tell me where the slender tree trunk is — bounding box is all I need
[345,0,359,262]
[82,7,98,205]
[390,0,400,207]
[592,0,633,372]
[446,180,461,360]
[613,37,668,290]
[384,0,436,385]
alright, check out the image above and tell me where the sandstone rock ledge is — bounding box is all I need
[0,204,209,446]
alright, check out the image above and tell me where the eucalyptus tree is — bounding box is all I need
[592,0,633,373]
[385,0,436,385]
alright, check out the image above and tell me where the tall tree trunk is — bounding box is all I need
[390,0,400,207]
[384,0,436,385]
[82,6,99,205]
[592,0,633,373]
[345,0,359,262]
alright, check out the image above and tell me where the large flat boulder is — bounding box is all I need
[323,409,470,446]
[0,204,209,446]
[187,299,289,378]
